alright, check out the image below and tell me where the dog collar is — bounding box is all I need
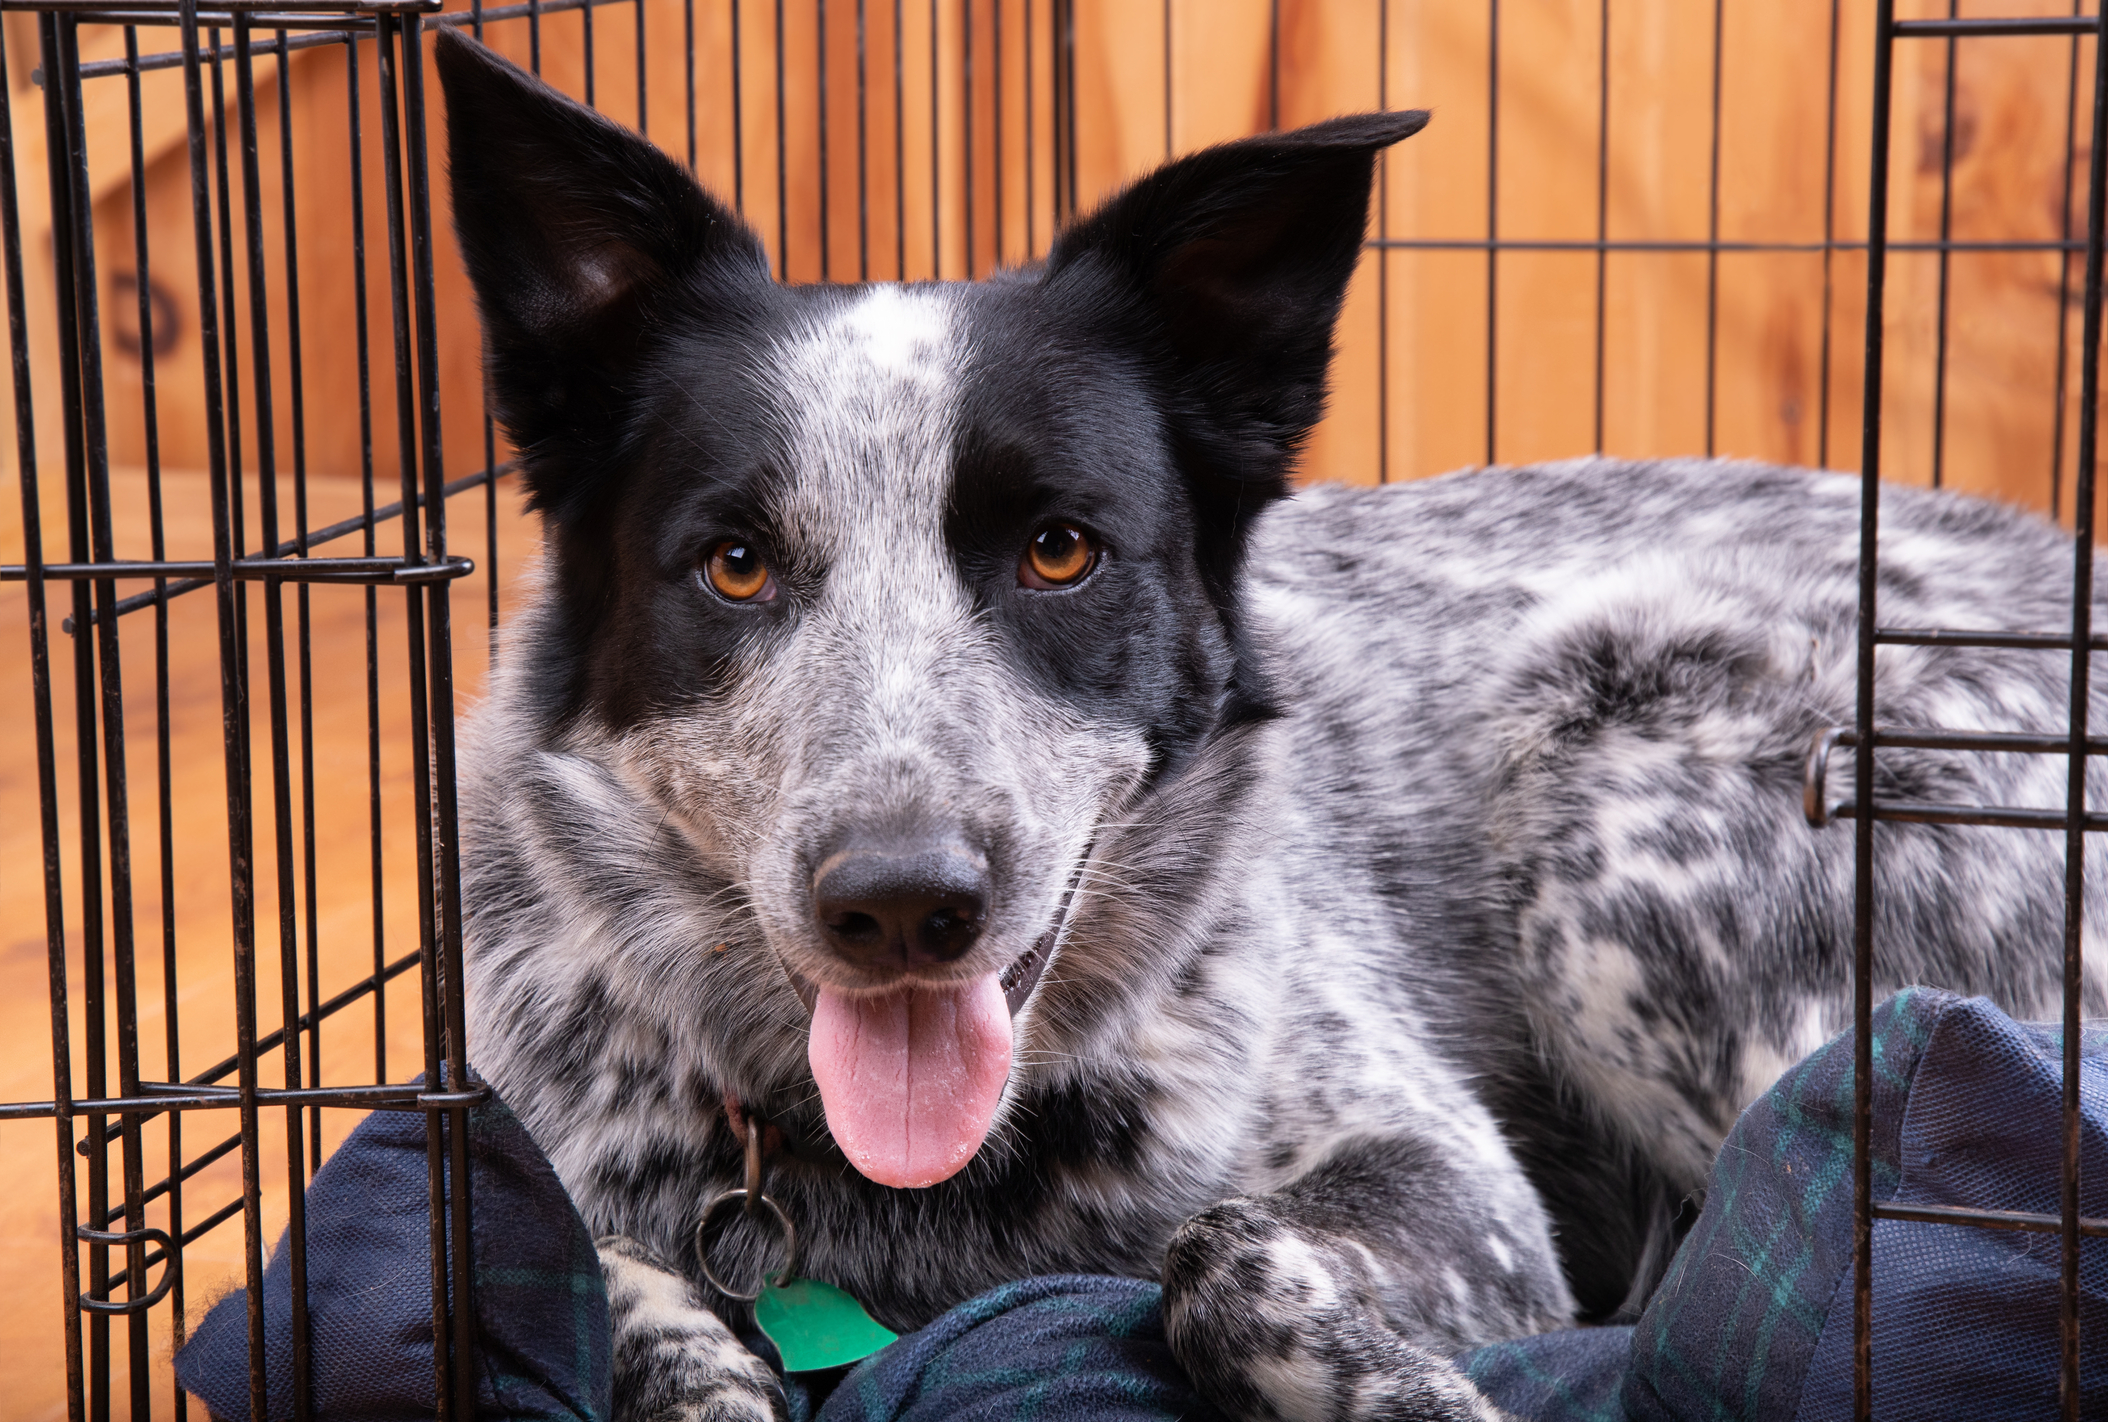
[696,1114,900,1371]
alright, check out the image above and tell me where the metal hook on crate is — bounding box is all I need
[75,1224,177,1316]
[694,1116,798,1302]
[1803,726,1852,827]
[416,1083,493,1110]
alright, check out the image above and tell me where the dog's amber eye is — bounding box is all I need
[704,541,774,602]
[1020,523,1099,589]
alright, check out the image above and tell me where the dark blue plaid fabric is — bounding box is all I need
[795,1276,1639,1422]
[1789,992,2108,1420]
[174,1082,610,1421]
[790,1278,1636,1422]
[1454,1325,1632,1421]
[1622,987,2108,1422]
[801,1276,1225,1422]
[172,993,2108,1421]
[1447,990,2108,1422]
[1613,989,1938,1420]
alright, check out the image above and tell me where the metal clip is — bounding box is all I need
[76,1224,176,1316]
[417,1083,492,1109]
[1804,725,1851,826]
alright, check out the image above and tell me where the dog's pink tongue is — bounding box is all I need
[809,976,1012,1188]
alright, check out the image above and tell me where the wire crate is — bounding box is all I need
[1,2,2103,1418]
[1832,8,2107,1417]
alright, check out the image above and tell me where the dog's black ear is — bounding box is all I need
[436,30,770,523]
[1045,111,1428,589]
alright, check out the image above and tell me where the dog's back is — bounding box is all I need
[1251,456,2105,1313]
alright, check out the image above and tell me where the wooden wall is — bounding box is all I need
[1,0,2098,522]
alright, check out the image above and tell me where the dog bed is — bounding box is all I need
[175,989,2106,1421]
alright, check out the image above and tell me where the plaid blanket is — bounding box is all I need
[174,1086,610,1421]
[1448,987,2108,1420]
[1628,987,2108,1421]
[177,990,2108,1420]
[785,1276,1223,1422]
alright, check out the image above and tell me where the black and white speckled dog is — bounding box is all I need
[436,31,2107,1422]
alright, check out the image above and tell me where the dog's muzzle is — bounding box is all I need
[779,843,1089,1020]
[810,844,991,968]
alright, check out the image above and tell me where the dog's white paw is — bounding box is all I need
[1162,1201,1514,1422]
[599,1235,788,1422]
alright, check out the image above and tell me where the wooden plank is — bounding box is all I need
[16,1,2108,507]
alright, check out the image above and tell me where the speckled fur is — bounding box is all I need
[599,1235,789,1422]
[437,32,2102,1422]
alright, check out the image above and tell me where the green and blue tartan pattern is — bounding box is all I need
[176,1084,614,1421]
[178,992,2108,1422]
[1618,989,1934,1421]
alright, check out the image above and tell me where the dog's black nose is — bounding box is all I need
[812,845,990,968]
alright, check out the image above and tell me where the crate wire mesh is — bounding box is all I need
[0,4,1092,1415]
[1836,9,2106,1417]
[1,1,2105,1419]
[1,3,480,1418]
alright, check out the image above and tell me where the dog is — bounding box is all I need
[435,30,2107,1422]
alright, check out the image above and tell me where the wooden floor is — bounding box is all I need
[0,464,538,1419]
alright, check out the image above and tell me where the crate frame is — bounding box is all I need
[4,2,2105,1419]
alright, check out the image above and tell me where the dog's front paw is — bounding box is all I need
[1162,1200,1511,1422]
[599,1235,788,1422]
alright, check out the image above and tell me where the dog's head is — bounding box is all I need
[438,31,1425,1189]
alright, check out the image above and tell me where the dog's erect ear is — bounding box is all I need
[435,30,770,523]
[1045,111,1428,576]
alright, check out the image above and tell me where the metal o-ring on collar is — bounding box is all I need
[695,1187,799,1302]
[696,1114,798,1301]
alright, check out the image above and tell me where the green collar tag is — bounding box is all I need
[755,1274,900,1373]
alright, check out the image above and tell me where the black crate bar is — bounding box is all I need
[373,9,461,1414]
[122,14,194,1403]
[229,19,316,1413]
[0,8,91,1417]
[1840,8,2107,1420]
